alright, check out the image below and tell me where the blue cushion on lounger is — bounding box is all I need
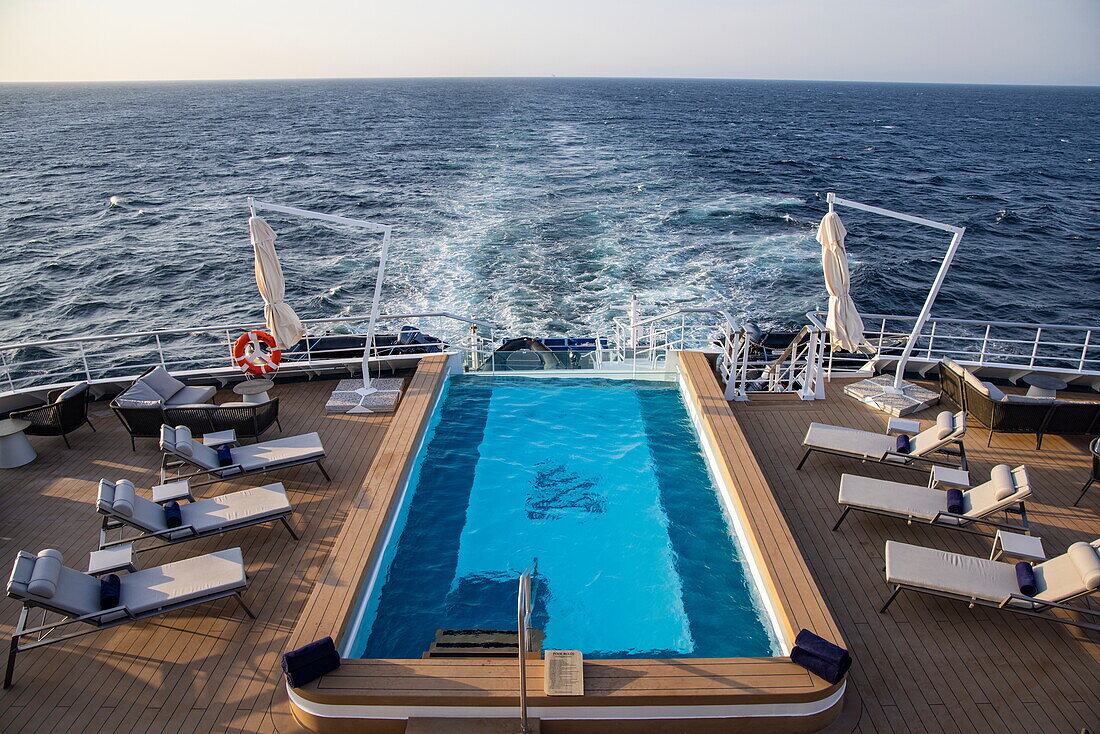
[216,444,234,467]
[282,636,340,688]
[164,501,182,528]
[946,488,964,515]
[1016,562,1037,597]
[100,574,121,609]
[895,434,911,454]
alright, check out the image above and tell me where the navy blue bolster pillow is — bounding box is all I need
[216,444,234,467]
[1016,562,1037,597]
[794,629,851,668]
[282,636,340,688]
[946,488,964,515]
[99,573,121,610]
[163,501,182,528]
[895,434,911,454]
[791,646,851,685]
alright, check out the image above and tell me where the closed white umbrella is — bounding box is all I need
[249,216,305,349]
[817,210,865,352]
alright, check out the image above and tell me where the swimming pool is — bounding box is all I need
[344,375,781,660]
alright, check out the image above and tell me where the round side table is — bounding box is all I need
[1021,374,1067,399]
[0,419,37,468]
[233,378,275,404]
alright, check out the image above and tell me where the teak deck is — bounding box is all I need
[0,355,1098,733]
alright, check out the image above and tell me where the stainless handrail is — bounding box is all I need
[807,310,1099,333]
[806,310,1100,376]
[0,309,500,397]
[517,569,533,734]
[0,311,501,351]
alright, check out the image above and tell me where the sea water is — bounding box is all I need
[0,79,1097,343]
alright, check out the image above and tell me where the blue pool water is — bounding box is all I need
[346,376,781,660]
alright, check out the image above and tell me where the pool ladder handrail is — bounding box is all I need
[517,569,534,734]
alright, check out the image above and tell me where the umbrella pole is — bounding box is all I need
[889,227,965,391]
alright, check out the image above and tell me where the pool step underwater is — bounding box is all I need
[425,628,545,658]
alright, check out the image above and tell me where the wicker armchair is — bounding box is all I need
[7,383,95,448]
[1075,438,1100,506]
[163,399,281,442]
[936,358,966,411]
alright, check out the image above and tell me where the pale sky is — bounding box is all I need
[1,0,1098,85]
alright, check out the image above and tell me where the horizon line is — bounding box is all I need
[1,74,1098,89]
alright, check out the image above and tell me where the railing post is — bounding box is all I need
[1,352,14,392]
[979,324,991,365]
[925,320,938,360]
[1080,330,1092,373]
[815,332,827,398]
[154,334,167,369]
[1030,327,1042,367]
[77,343,92,382]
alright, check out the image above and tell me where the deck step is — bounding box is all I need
[425,628,544,658]
[407,718,541,734]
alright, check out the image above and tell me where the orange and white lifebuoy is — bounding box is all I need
[232,330,282,375]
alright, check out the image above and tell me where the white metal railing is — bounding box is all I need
[0,311,499,397]
[807,312,1100,379]
[719,325,828,401]
[611,307,741,368]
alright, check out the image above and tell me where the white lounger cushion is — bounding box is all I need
[8,550,124,622]
[840,475,962,523]
[804,424,899,461]
[886,541,1033,607]
[805,411,964,462]
[230,433,325,471]
[840,464,1030,525]
[162,425,324,475]
[99,480,290,538]
[119,547,246,614]
[1034,541,1100,603]
[180,483,291,533]
[887,539,1100,608]
[98,479,173,533]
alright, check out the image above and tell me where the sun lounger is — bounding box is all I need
[159,424,330,486]
[4,547,253,688]
[797,410,967,471]
[879,539,1100,631]
[96,478,297,551]
[833,464,1031,536]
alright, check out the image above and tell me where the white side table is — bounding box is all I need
[202,429,238,448]
[887,417,922,435]
[152,480,194,504]
[233,379,274,405]
[990,530,1046,563]
[0,418,36,469]
[87,544,136,576]
[929,465,971,490]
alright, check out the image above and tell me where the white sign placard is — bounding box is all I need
[543,650,584,696]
